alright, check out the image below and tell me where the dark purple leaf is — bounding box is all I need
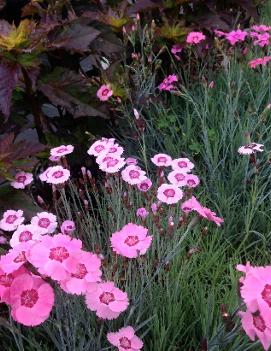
[0,63,20,117]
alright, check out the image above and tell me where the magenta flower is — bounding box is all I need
[107,326,143,351]
[61,220,75,235]
[248,57,271,69]
[136,207,149,219]
[0,242,33,273]
[238,143,264,155]
[252,25,271,32]
[10,273,54,326]
[50,145,74,157]
[226,30,247,45]
[10,224,42,248]
[253,33,270,47]
[97,84,113,101]
[171,157,194,173]
[121,165,146,185]
[151,153,172,167]
[167,170,187,187]
[0,266,27,304]
[137,178,152,192]
[42,165,70,185]
[10,172,33,189]
[158,74,178,91]
[186,31,206,44]
[157,184,183,204]
[85,281,129,320]
[110,223,152,259]
[60,251,102,295]
[0,210,24,232]
[31,212,57,234]
[87,139,115,157]
[185,174,200,188]
[27,234,82,281]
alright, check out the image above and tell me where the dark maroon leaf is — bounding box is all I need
[127,0,162,15]
[0,62,20,117]
[238,0,259,20]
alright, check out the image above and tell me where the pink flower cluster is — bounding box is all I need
[237,263,271,350]
[158,74,178,91]
[248,57,271,69]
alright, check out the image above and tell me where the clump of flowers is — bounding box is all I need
[248,57,271,69]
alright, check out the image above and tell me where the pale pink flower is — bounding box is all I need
[185,174,200,188]
[0,266,27,304]
[44,166,70,184]
[226,30,247,45]
[27,234,82,281]
[99,156,126,173]
[238,143,264,155]
[0,242,33,273]
[85,281,129,320]
[49,155,61,162]
[61,220,75,235]
[60,251,102,295]
[137,178,152,192]
[107,326,143,351]
[186,31,206,44]
[97,84,113,101]
[200,207,224,226]
[158,74,178,91]
[253,33,270,47]
[239,310,271,351]
[39,167,52,182]
[171,157,194,173]
[0,210,24,232]
[167,170,187,187]
[136,207,149,219]
[121,165,146,185]
[10,273,54,326]
[87,139,114,157]
[157,184,183,204]
[151,153,172,167]
[110,223,152,259]
[50,145,74,157]
[252,25,271,32]
[10,172,33,189]
[126,157,138,165]
[31,212,57,234]
[10,224,42,248]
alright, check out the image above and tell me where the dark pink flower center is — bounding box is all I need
[109,147,117,153]
[107,159,119,167]
[6,215,17,224]
[158,157,167,163]
[52,171,64,178]
[94,145,104,152]
[244,145,253,149]
[17,175,26,183]
[99,292,115,305]
[102,88,109,96]
[21,289,39,308]
[129,170,140,179]
[49,246,69,262]
[71,263,87,279]
[261,284,271,307]
[38,218,50,228]
[140,183,149,191]
[13,251,26,263]
[19,231,32,242]
[0,273,13,287]
[164,189,175,197]
[176,174,185,181]
[253,313,266,332]
[178,161,187,168]
[187,179,196,186]
[119,337,131,349]
[57,147,67,154]
[124,235,139,246]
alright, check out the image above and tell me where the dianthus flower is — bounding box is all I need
[248,57,271,69]
[157,184,183,204]
[110,223,152,259]
[151,153,172,167]
[42,165,70,185]
[31,212,58,234]
[97,84,113,101]
[185,174,200,188]
[158,74,178,91]
[121,165,146,185]
[85,281,129,320]
[136,207,149,219]
[171,157,194,173]
[0,242,33,273]
[87,139,114,157]
[137,178,152,192]
[126,157,138,166]
[107,326,143,351]
[186,31,206,44]
[0,210,24,232]
[10,172,33,189]
[226,30,247,45]
[10,273,54,326]
[0,266,27,304]
[61,220,75,235]
[253,33,270,47]
[171,44,182,60]
[49,155,61,162]
[10,224,41,248]
[252,25,271,32]
[50,145,74,157]
[238,143,264,154]
[99,156,126,173]
[167,170,187,187]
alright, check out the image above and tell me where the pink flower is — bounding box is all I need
[157,184,183,204]
[110,223,152,259]
[60,251,102,295]
[238,143,264,155]
[171,157,194,173]
[181,196,202,213]
[99,156,126,173]
[136,207,149,219]
[158,75,178,91]
[186,31,206,44]
[151,153,172,167]
[10,172,33,189]
[167,170,187,187]
[239,310,271,351]
[171,44,182,60]
[42,165,70,185]
[226,30,247,45]
[10,224,42,248]
[126,157,138,166]
[49,155,61,162]
[85,281,129,320]
[39,167,52,182]
[50,145,74,157]
[0,266,27,304]
[253,32,270,47]
[27,234,82,281]
[61,220,75,235]
[248,57,271,69]
[252,25,271,32]
[10,273,54,326]
[214,29,226,38]
[0,242,33,273]
[137,178,152,192]
[31,212,57,234]
[151,203,158,214]
[87,139,114,157]
[185,174,200,188]
[0,210,24,232]
[107,326,143,351]
[97,84,113,101]
[121,165,146,185]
